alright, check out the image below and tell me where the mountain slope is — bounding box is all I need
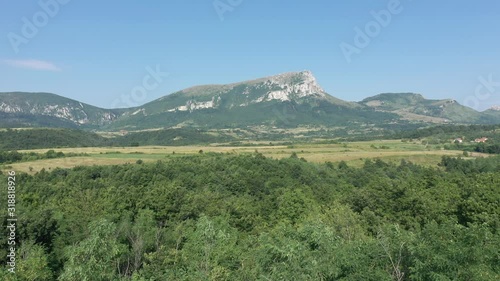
[1,73,499,132]
[107,71,395,130]
[360,93,498,124]
[483,106,500,119]
[0,92,123,128]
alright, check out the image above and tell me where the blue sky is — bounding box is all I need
[1,0,499,110]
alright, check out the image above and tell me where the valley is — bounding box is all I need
[3,139,492,174]
[2,1,500,278]
[1,72,499,133]
[1,79,499,280]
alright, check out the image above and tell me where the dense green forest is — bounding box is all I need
[1,154,499,280]
[2,124,499,151]
[0,128,234,150]
[0,150,87,165]
[0,129,109,150]
[343,124,500,142]
[446,141,500,155]
[393,124,500,140]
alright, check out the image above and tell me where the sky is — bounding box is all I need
[0,0,499,111]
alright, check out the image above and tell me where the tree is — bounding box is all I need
[58,219,125,281]
[125,209,159,275]
[16,240,53,281]
[175,215,239,281]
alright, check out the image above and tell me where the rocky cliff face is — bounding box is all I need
[0,102,117,124]
[2,71,499,131]
[0,92,121,127]
[254,71,328,101]
[133,71,335,115]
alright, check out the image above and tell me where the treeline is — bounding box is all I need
[341,123,500,154]
[0,129,109,150]
[439,155,500,173]
[0,154,499,280]
[118,128,234,146]
[443,134,500,155]
[0,128,234,150]
[2,124,499,151]
[342,124,500,142]
[392,124,500,140]
[470,142,500,154]
[0,150,87,164]
[445,141,500,155]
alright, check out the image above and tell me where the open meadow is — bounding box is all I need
[3,139,490,174]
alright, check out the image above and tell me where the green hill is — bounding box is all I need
[1,73,499,132]
[0,92,123,128]
[107,71,397,130]
[0,128,109,150]
[361,93,497,124]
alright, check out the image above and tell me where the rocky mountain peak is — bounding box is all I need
[261,70,327,100]
[266,70,314,83]
[178,71,328,102]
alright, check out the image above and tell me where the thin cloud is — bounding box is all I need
[4,59,61,71]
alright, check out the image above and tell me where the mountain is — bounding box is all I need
[483,106,500,119]
[360,93,498,124]
[1,72,499,132]
[106,71,397,130]
[0,92,123,128]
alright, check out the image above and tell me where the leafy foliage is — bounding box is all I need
[0,128,234,150]
[0,129,109,150]
[0,150,87,164]
[0,154,499,279]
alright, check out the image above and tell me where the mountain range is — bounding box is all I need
[1,71,499,131]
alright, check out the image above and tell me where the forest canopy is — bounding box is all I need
[0,154,499,280]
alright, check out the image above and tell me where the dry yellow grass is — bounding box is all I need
[18,145,288,155]
[4,157,158,174]
[6,140,491,174]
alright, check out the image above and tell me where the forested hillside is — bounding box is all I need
[0,129,109,150]
[1,154,498,280]
[3,124,499,151]
[0,128,234,150]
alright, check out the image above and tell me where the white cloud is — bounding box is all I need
[4,59,61,71]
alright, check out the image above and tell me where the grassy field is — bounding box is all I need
[3,140,490,174]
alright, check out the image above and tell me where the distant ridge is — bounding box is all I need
[1,71,499,130]
[0,92,123,128]
[360,92,496,124]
